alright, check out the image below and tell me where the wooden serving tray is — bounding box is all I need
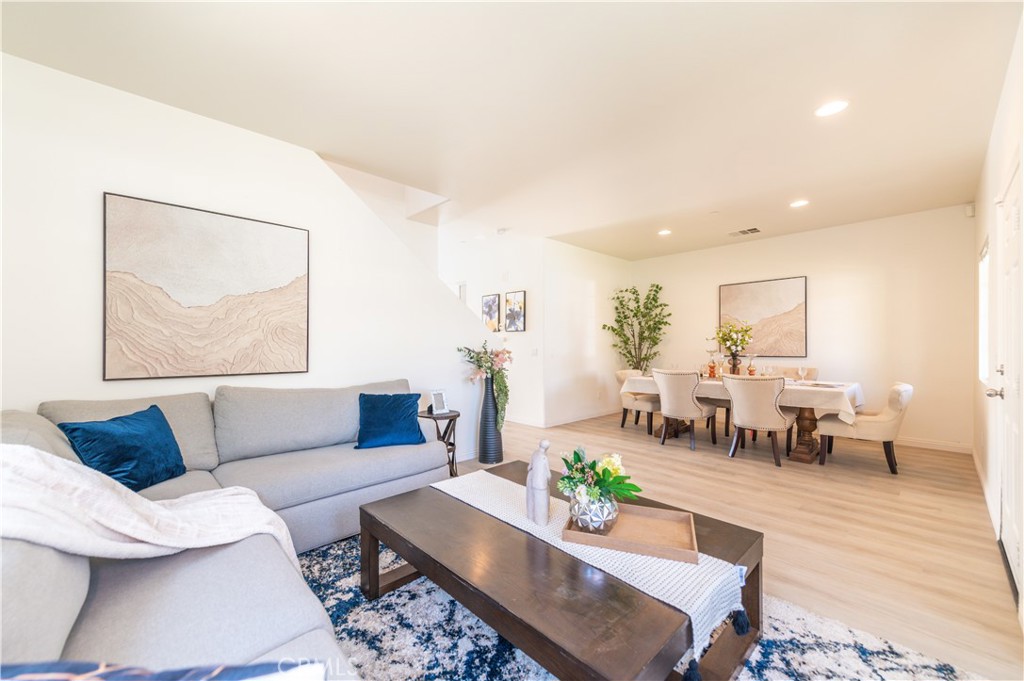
[562,503,699,563]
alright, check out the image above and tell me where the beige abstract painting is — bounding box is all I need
[720,276,806,357]
[104,193,308,379]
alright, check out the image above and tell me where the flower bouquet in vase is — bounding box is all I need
[557,448,641,534]
[712,322,753,374]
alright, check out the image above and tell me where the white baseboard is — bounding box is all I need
[894,436,972,454]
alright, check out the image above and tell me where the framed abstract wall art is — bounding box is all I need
[719,276,806,357]
[505,290,526,332]
[482,293,500,332]
[103,193,309,379]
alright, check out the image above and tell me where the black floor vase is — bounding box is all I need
[478,374,503,464]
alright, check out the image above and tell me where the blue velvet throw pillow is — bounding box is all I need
[355,393,426,449]
[58,405,186,492]
[0,661,324,680]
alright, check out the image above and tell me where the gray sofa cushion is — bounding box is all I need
[279,467,450,553]
[139,470,223,501]
[37,393,218,471]
[211,440,448,511]
[213,380,411,463]
[0,410,80,462]
[0,539,91,662]
[62,534,332,669]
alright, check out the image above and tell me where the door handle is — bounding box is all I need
[996,364,1006,375]
[985,388,1005,399]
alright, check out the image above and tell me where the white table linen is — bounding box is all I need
[621,376,864,424]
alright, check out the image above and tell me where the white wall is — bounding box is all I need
[974,20,1023,533]
[438,226,547,426]
[542,240,630,426]
[322,161,441,276]
[1,55,487,461]
[633,205,977,452]
[438,222,632,427]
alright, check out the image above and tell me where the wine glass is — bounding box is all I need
[797,366,808,382]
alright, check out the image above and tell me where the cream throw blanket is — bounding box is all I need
[1,444,299,571]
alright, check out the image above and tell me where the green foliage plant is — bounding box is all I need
[601,284,672,373]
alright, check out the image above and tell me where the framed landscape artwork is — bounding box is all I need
[103,193,309,379]
[482,293,500,332]
[505,290,526,332]
[719,276,806,357]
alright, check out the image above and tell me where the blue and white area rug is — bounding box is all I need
[301,538,978,681]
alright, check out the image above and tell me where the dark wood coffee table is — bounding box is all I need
[360,461,763,680]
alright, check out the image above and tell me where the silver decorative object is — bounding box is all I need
[569,495,619,534]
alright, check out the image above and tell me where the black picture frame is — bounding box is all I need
[505,290,526,332]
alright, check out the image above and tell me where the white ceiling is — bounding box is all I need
[2,2,1021,260]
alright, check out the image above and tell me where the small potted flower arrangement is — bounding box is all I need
[712,322,753,374]
[557,447,641,534]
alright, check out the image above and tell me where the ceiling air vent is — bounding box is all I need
[728,227,761,237]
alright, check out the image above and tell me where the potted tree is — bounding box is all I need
[602,284,671,373]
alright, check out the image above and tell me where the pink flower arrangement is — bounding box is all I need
[457,342,513,430]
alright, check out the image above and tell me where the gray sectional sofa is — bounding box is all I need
[1,378,450,676]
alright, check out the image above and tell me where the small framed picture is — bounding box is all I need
[430,390,449,414]
[505,290,526,332]
[482,293,500,332]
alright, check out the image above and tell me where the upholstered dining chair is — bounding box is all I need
[652,370,717,450]
[722,375,796,467]
[616,369,661,436]
[816,383,914,474]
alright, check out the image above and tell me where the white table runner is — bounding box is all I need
[431,471,744,659]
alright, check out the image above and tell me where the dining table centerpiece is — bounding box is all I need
[713,322,753,374]
[557,447,641,534]
[458,341,512,464]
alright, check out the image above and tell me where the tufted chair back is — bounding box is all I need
[652,370,713,421]
[722,375,796,466]
[652,369,717,449]
[722,375,793,432]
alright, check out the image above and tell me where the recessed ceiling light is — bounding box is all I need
[815,100,848,117]
[789,199,810,208]
[657,229,672,236]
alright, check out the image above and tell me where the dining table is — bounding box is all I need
[620,375,865,463]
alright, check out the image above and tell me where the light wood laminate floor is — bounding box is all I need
[462,414,1023,680]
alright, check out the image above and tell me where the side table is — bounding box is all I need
[417,409,460,477]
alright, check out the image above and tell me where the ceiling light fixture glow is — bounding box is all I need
[657,229,672,236]
[815,100,849,117]
[789,199,810,208]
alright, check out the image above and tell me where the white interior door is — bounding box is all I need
[996,160,1022,596]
